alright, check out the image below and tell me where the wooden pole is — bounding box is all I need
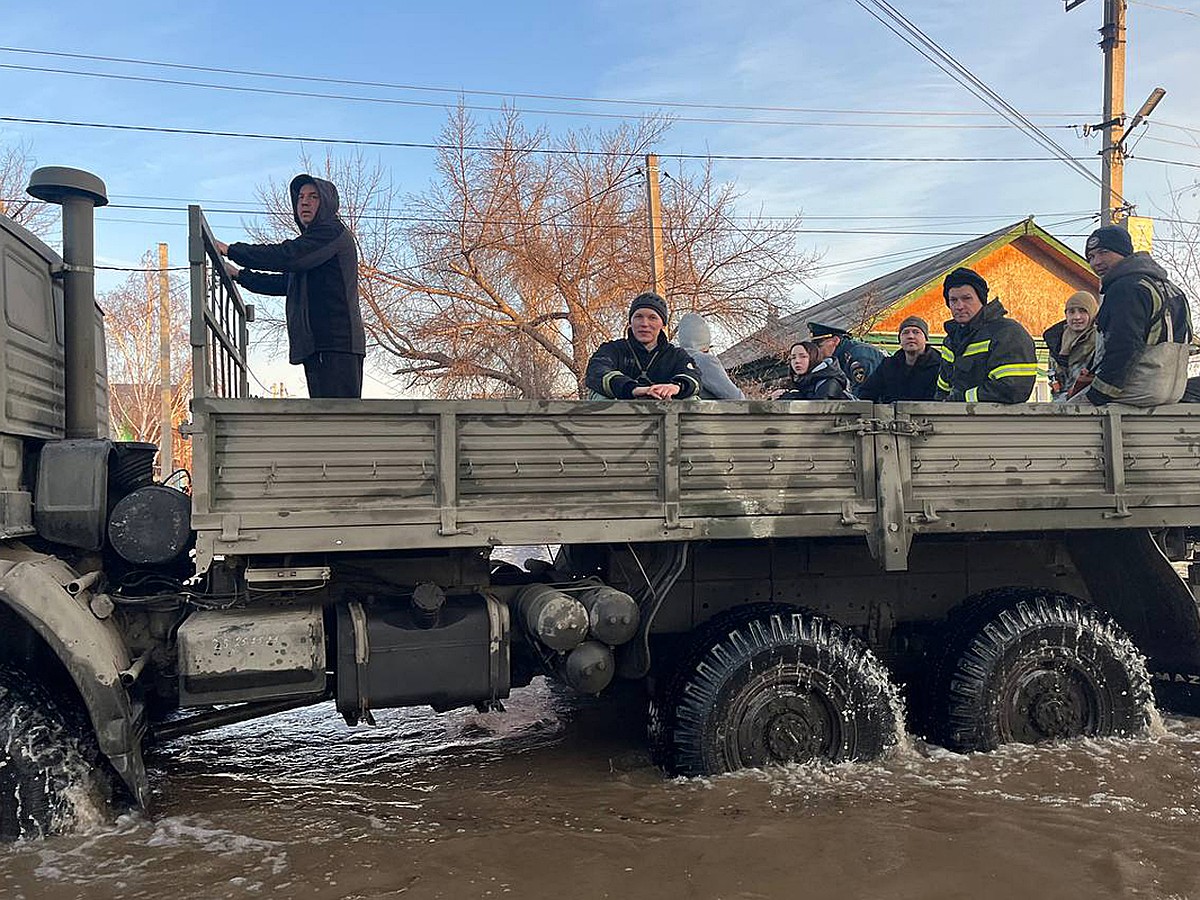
[1100,0,1127,224]
[158,242,173,476]
[645,154,667,298]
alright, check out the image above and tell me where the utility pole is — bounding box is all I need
[158,242,173,477]
[1099,0,1128,225]
[644,154,667,298]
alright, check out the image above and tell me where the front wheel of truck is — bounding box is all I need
[0,667,112,841]
[944,595,1153,752]
[668,612,902,776]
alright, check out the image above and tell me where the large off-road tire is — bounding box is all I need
[0,667,110,841]
[668,612,901,776]
[944,594,1152,752]
[647,603,796,769]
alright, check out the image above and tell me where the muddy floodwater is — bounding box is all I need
[3,679,1200,900]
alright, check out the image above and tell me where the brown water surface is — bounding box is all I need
[3,677,1200,900]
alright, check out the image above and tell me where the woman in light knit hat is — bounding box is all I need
[1042,290,1099,402]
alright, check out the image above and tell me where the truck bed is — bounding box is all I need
[186,397,1200,572]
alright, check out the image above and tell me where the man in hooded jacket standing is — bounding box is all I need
[216,174,366,398]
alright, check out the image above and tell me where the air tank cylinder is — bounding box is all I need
[578,586,640,646]
[559,641,615,694]
[516,583,589,651]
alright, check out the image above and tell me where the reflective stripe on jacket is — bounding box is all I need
[935,299,1038,404]
[585,331,702,399]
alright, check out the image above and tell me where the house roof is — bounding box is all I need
[720,217,1089,370]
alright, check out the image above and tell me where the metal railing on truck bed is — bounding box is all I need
[188,205,251,400]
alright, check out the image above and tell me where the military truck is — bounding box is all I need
[4,166,1200,840]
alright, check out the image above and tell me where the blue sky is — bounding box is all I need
[2,0,1197,395]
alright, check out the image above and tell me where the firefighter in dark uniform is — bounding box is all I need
[935,267,1038,404]
[807,321,886,396]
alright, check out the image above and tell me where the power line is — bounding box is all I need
[1129,0,1200,17]
[0,115,1123,163]
[0,62,1087,131]
[57,201,1098,235]
[851,0,1111,197]
[0,45,1096,119]
[1137,156,1200,170]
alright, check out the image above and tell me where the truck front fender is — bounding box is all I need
[1066,529,1200,673]
[0,551,149,807]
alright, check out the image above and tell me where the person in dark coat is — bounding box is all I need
[857,316,941,402]
[1042,290,1098,402]
[935,267,1037,404]
[585,293,701,400]
[770,340,853,400]
[808,321,886,395]
[1075,225,1192,406]
[217,174,365,398]
[675,312,745,399]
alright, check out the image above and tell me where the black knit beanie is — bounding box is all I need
[942,267,989,305]
[628,292,669,323]
[1085,225,1134,258]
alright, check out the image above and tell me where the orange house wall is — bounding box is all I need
[874,239,1099,338]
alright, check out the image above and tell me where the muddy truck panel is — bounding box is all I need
[186,397,879,571]
[189,396,1200,573]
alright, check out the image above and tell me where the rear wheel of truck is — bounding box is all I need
[944,595,1152,752]
[0,667,111,841]
[668,612,901,776]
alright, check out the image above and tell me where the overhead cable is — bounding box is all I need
[850,0,1110,196]
[0,45,1095,119]
[0,115,1140,163]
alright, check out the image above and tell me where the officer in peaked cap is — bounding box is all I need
[806,320,886,395]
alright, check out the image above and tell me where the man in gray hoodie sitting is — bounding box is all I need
[675,312,745,399]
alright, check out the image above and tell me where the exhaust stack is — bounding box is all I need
[26,166,108,439]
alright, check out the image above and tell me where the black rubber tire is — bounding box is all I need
[0,667,109,841]
[944,594,1152,752]
[909,586,1050,742]
[647,602,796,769]
[668,612,901,776]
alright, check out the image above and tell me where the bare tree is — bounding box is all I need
[1154,179,1200,306]
[249,109,818,398]
[0,141,55,237]
[101,253,194,471]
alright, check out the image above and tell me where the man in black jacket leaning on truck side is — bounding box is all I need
[586,292,701,400]
[215,174,366,398]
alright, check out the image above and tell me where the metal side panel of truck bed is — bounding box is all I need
[186,397,879,570]
[187,396,1200,573]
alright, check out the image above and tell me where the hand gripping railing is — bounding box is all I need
[188,205,252,399]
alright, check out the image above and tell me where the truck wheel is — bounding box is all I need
[669,613,901,776]
[945,595,1152,752]
[0,668,109,841]
[647,603,796,769]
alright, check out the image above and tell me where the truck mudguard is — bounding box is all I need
[0,550,149,807]
[1066,529,1200,675]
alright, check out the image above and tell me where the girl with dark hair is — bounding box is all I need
[770,341,854,400]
